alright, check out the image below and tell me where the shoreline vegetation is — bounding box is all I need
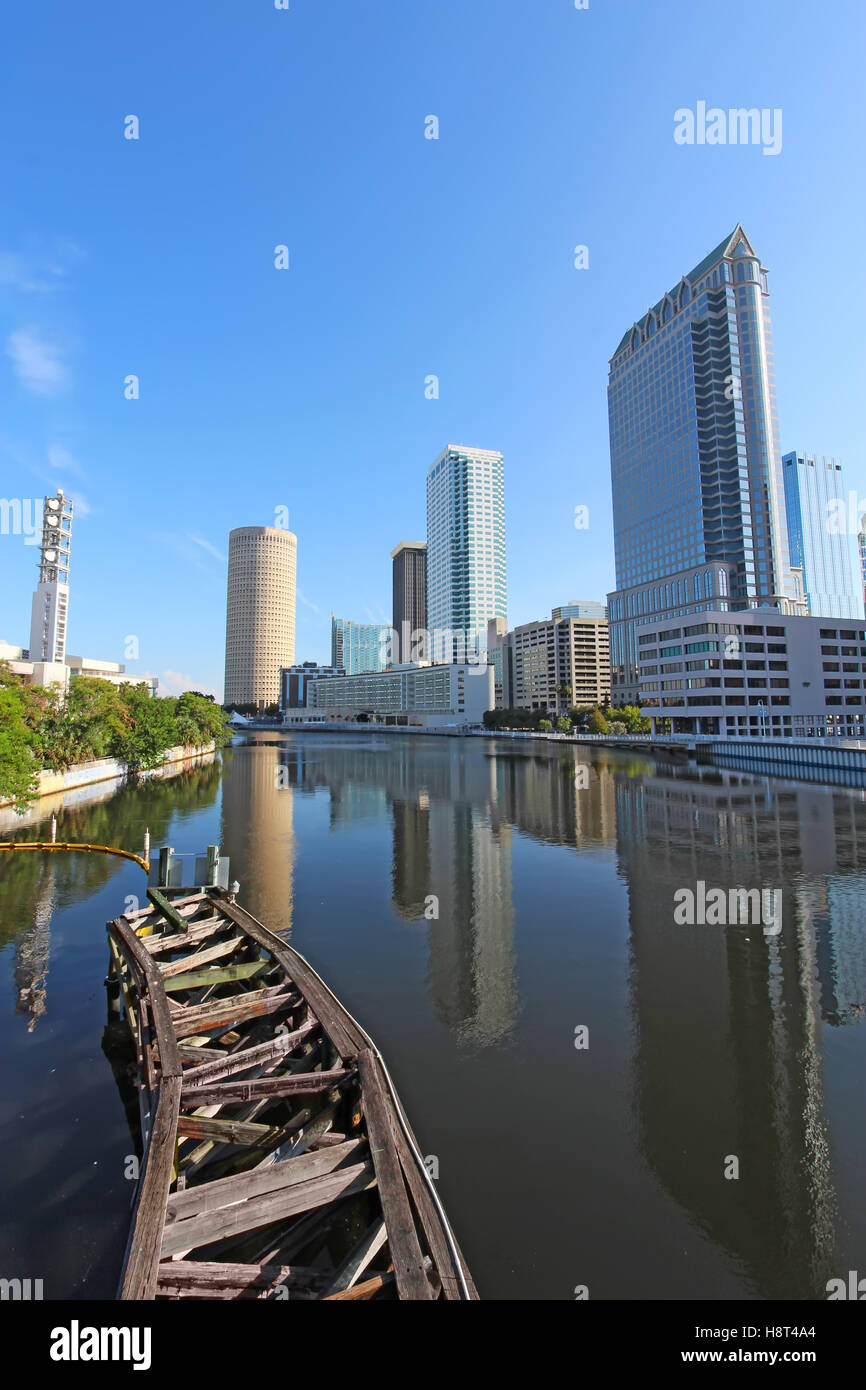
[0,663,230,814]
[483,704,650,735]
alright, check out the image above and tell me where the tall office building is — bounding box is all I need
[224,526,297,708]
[330,615,390,674]
[29,490,73,664]
[606,226,805,705]
[782,451,861,620]
[391,541,427,663]
[859,530,866,616]
[426,444,507,663]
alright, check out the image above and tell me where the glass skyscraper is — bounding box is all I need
[330,615,390,674]
[782,451,861,620]
[426,444,507,663]
[606,225,805,704]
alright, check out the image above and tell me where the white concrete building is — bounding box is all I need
[0,642,158,696]
[283,661,494,728]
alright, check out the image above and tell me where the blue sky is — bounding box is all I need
[1,0,864,699]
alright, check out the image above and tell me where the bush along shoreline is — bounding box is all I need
[0,664,230,814]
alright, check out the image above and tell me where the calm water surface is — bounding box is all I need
[0,734,863,1300]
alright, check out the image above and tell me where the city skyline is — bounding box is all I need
[1,2,864,700]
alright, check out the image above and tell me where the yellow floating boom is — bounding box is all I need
[0,841,149,873]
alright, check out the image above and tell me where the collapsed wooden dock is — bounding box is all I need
[107,887,477,1301]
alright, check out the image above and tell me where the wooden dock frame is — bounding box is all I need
[106,886,477,1302]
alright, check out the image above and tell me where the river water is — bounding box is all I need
[0,733,863,1300]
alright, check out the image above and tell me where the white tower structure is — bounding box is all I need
[29,490,73,664]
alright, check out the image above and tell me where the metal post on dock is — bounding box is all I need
[143,827,150,868]
[157,846,173,888]
[205,844,220,887]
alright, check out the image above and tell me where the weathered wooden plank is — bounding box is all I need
[322,1271,395,1301]
[110,918,181,1079]
[179,1066,351,1108]
[142,917,231,955]
[177,1114,285,1147]
[212,895,367,1061]
[323,1218,388,1296]
[183,1018,318,1087]
[147,886,198,936]
[169,987,294,1035]
[390,1113,465,1299]
[158,935,246,978]
[155,1260,328,1298]
[356,1049,432,1301]
[119,1074,182,1300]
[178,1045,229,1065]
[163,961,267,993]
[160,1160,376,1258]
[165,1139,366,1224]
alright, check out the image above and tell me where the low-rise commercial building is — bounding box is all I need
[282,661,493,728]
[0,642,158,696]
[636,610,866,738]
[279,662,344,710]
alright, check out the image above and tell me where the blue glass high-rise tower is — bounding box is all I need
[782,451,861,620]
[606,226,805,705]
[426,445,507,663]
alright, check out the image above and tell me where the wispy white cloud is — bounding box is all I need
[161,532,226,572]
[297,588,321,615]
[0,242,85,294]
[189,534,227,564]
[6,328,67,394]
[46,442,85,479]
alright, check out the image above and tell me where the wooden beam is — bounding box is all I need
[158,935,246,978]
[323,1218,388,1296]
[179,1066,351,1108]
[182,1019,318,1087]
[177,1114,286,1147]
[119,1075,182,1300]
[147,886,197,935]
[163,961,267,993]
[159,1160,376,1258]
[168,987,295,1036]
[154,1260,328,1299]
[142,917,231,955]
[322,1271,395,1301]
[110,918,181,1079]
[356,1049,432,1301]
[165,1139,366,1224]
[392,1105,479,1300]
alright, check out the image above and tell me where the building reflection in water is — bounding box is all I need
[13,860,56,1030]
[220,735,865,1296]
[616,763,866,1298]
[219,743,296,936]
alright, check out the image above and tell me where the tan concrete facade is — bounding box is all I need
[510,615,610,712]
[224,526,297,708]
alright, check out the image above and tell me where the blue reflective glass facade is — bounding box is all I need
[606,226,803,703]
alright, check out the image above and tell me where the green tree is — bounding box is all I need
[618,704,650,734]
[0,685,41,810]
[556,715,571,733]
[539,718,553,732]
[586,707,609,735]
